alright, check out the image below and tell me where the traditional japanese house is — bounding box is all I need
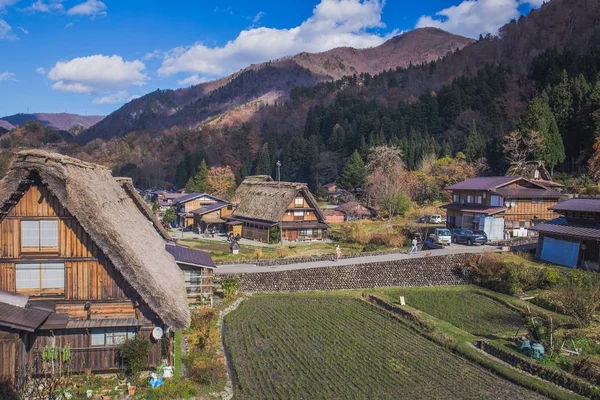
[191,201,234,234]
[173,193,227,230]
[230,176,328,242]
[531,199,600,269]
[0,150,190,384]
[443,176,565,240]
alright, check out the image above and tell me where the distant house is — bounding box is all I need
[0,150,190,381]
[191,201,234,234]
[335,201,371,221]
[506,161,564,190]
[531,199,600,269]
[158,192,186,211]
[323,183,342,199]
[173,193,228,230]
[323,209,345,223]
[230,176,328,242]
[443,176,565,240]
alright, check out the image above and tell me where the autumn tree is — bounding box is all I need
[366,146,407,219]
[588,136,600,182]
[185,160,211,193]
[208,166,236,198]
[339,150,367,190]
[502,130,545,164]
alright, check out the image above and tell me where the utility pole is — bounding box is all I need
[276,160,282,245]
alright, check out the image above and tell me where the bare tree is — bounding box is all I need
[366,146,408,220]
[502,130,544,164]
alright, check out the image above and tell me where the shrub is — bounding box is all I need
[183,354,227,387]
[572,356,600,386]
[553,271,600,327]
[278,247,288,258]
[545,268,567,288]
[341,222,372,244]
[362,243,379,252]
[220,278,238,299]
[143,378,200,400]
[119,336,151,380]
[253,248,262,259]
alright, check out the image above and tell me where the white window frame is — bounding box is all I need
[15,263,65,295]
[91,328,137,347]
[21,220,59,252]
[294,197,304,207]
[293,211,304,217]
[452,194,459,203]
[466,195,474,203]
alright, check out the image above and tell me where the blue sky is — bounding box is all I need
[0,0,541,117]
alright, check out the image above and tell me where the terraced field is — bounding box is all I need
[375,286,523,338]
[224,294,547,400]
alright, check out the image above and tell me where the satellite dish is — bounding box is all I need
[511,201,517,207]
[505,201,510,208]
[152,327,164,340]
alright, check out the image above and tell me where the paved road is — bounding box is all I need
[215,244,497,274]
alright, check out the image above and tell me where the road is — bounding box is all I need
[215,244,497,274]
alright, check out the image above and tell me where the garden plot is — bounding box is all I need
[224,294,547,400]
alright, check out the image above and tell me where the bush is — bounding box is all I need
[183,354,227,387]
[553,271,600,327]
[572,356,600,386]
[119,336,151,380]
[278,247,288,258]
[362,243,379,252]
[220,278,238,299]
[253,248,262,259]
[143,378,200,400]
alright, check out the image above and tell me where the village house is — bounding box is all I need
[323,209,345,224]
[0,150,191,385]
[191,201,234,235]
[230,176,328,242]
[531,199,600,269]
[506,160,564,191]
[173,193,230,231]
[335,201,371,221]
[443,176,565,240]
[323,183,342,200]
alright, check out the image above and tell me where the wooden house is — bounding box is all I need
[191,201,234,234]
[230,176,328,242]
[531,199,600,269]
[173,193,227,230]
[0,150,190,384]
[443,176,565,240]
[506,161,564,190]
[335,201,371,221]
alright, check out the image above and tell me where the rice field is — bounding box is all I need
[224,294,546,400]
[375,286,523,338]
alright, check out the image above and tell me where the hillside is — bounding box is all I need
[77,28,474,143]
[0,112,104,132]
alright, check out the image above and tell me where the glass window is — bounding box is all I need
[21,220,59,252]
[16,263,64,295]
[452,194,459,203]
[475,196,482,204]
[294,211,304,217]
[90,328,136,347]
[466,195,473,203]
[294,197,304,206]
[490,195,503,207]
[184,270,201,294]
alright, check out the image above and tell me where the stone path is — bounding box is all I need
[215,244,497,274]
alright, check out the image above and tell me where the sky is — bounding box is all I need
[0,0,543,117]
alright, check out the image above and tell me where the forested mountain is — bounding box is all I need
[0,113,103,132]
[24,0,600,192]
[76,28,473,144]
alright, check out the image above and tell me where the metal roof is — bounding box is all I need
[550,199,600,213]
[441,203,506,215]
[0,301,51,332]
[531,217,600,239]
[493,187,564,199]
[166,243,216,268]
[446,176,519,190]
[191,201,230,216]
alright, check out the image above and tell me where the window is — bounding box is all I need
[466,195,474,203]
[300,229,313,236]
[490,195,503,207]
[452,194,459,203]
[475,196,482,204]
[91,328,136,347]
[16,263,64,295]
[294,210,304,221]
[21,220,59,252]
[184,270,201,294]
[294,197,304,207]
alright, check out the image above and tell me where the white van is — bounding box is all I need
[429,215,446,224]
[430,228,452,245]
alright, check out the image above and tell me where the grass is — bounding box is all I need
[224,293,550,400]
[373,286,523,338]
[173,330,182,379]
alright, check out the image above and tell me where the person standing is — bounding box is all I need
[409,238,418,255]
[336,245,342,261]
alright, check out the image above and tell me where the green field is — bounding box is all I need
[224,294,547,400]
[374,286,524,338]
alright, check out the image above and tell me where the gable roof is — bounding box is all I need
[0,150,190,329]
[232,175,326,223]
[165,243,216,268]
[446,176,520,191]
[550,198,600,213]
[531,217,600,239]
[191,201,230,216]
[506,161,552,180]
[446,176,564,199]
[174,192,223,205]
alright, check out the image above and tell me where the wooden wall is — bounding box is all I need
[502,199,560,222]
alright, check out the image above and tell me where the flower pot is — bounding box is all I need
[128,386,136,396]
[119,379,127,386]
[101,396,112,400]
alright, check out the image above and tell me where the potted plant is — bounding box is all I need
[117,371,127,386]
[127,384,136,396]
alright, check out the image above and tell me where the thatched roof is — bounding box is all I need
[232,175,326,223]
[0,150,190,329]
[506,161,553,181]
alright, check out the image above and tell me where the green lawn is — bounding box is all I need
[373,286,524,338]
[224,293,548,400]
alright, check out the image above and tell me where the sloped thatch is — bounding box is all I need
[0,150,190,329]
[232,175,326,223]
[506,161,552,181]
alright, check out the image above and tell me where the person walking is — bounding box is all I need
[335,245,342,262]
[409,238,418,255]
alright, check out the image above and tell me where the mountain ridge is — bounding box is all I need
[0,112,104,132]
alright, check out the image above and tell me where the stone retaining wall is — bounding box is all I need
[216,254,473,292]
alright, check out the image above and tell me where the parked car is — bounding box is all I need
[418,215,428,223]
[430,228,452,246]
[452,229,488,246]
[429,215,446,224]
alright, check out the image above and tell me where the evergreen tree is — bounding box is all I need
[464,120,486,162]
[185,160,211,193]
[254,145,272,176]
[591,76,600,137]
[339,150,367,190]
[314,184,328,200]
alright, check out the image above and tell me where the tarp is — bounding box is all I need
[480,216,504,240]
[540,237,580,268]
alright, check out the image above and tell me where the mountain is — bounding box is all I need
[0,113,104,132]
[0,120,14,131]
[77,28,474,144]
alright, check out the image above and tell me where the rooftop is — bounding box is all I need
[531,217,600,239]
[550,198,600,213]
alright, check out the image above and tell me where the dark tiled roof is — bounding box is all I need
[441,203,506,215]
[191,201,229,216]
[166,243,216,268]
[550,199,600,213]
[531,217,600,239]
[0,301,51,332]
[174,192,209,204]
[493,187,564,198]
[446,177,518,190]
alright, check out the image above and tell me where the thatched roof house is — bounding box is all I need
[506,161,563,189]
[231,175,328,242]
[0,150,190,329]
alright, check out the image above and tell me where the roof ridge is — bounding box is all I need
[15,149,108,170]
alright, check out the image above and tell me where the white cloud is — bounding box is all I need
[93,90,128,104]
[142,49,161,61]
[47,54,147,94]
[159,0,395,77]
[252,11,265,24]
[26,0,64,13]
[0,71,16,81]
[0,18,16,40]
[0,0,19,9]
[415,0,544,39]
[36,67,45,74]
[17,26,27,34]
[177,74,209,86]
[64,22,73,28]
[66,0,106,17]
